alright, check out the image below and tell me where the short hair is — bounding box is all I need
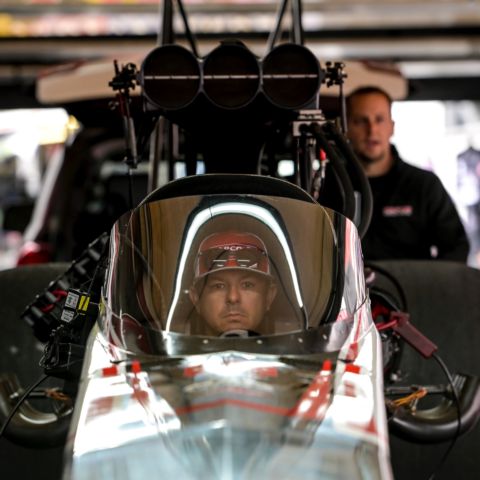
[346,86,393,114]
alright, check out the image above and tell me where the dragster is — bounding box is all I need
[3,176,480,479]
[1,0,480,478]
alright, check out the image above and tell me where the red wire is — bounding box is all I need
[40,289,68,313]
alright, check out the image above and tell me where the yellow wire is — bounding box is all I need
[391,388,428,407]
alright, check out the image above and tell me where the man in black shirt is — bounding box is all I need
[346,86,469,261]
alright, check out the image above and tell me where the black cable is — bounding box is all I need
[427,352,462,480]
[370,286,402,313]
[308,122,356,221]
[364,262,408,312]
[0,374,50,439]
[323,121,373,239]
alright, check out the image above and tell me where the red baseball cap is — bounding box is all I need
[194,231,271,279]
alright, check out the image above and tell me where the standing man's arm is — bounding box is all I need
[426,175,470,262]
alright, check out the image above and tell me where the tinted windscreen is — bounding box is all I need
[103,194,339,344]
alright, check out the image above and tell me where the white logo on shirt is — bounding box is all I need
[382,205,413,217]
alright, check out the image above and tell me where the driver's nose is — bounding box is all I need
[226,283,240,304]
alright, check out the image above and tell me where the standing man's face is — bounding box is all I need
[189,270,277,335]
[347,92,395,173]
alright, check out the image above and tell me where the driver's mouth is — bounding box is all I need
[223,312,246,319]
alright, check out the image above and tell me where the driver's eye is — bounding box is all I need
[241,280,255,289]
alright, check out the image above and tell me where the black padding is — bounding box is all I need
[0,263,69,480]
[371,260,480,480]
[140,173,316,206]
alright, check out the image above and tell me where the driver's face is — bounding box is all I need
[190,270,277,335]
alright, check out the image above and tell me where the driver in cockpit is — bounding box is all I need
[189,231,277,337]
